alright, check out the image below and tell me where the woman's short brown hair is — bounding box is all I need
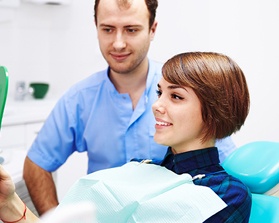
[162,52,250,142]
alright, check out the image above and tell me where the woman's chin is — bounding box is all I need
[154,135,169,146]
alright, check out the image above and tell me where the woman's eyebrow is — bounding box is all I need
[158,83,188,92]
[168,85,188,92]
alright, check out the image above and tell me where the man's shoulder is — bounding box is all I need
[75,69,108,89]
[149,59,163,71]
[65,69,109,97]
[147,59,163,84]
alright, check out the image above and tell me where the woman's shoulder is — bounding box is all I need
[195,171,251,205]
[197,172,252,223]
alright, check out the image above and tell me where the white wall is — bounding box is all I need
[0,0,279,197]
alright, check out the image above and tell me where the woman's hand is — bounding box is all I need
[0,164,15,210]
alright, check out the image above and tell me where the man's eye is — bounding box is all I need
[127,28,137,33]
[155,90,162,97]
[102,28,112,33]
[171,94,183,100]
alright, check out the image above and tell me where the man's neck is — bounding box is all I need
[109,60,149,109]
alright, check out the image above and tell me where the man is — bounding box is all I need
[23,0,236,215]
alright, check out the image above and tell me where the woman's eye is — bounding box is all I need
[155,90,162,97]
[171,94,184,100]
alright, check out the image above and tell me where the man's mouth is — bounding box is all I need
[111,53,130,61]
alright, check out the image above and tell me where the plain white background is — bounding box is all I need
[0,0,278,199]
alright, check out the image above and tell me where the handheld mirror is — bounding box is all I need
[0,66,9,129]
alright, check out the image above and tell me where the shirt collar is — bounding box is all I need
[105,59,160,95]
[160,147,220,175]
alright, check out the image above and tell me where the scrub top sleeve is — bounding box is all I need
[27,96,78,172]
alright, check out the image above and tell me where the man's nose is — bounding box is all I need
[113,32,126,50]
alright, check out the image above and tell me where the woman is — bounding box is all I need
[0,52,251,223]
[155,52,251,222]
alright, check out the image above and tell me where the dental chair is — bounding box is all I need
[222,141,279,223]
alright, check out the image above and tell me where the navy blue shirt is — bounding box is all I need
[160,147,252,223]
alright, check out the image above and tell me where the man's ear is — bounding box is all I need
[150,21,158,41]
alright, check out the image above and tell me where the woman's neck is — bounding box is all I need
[171,139,215,154]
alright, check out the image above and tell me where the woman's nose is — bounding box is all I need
[152,98,166,114]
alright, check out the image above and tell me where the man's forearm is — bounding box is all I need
[23,157,59,216]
